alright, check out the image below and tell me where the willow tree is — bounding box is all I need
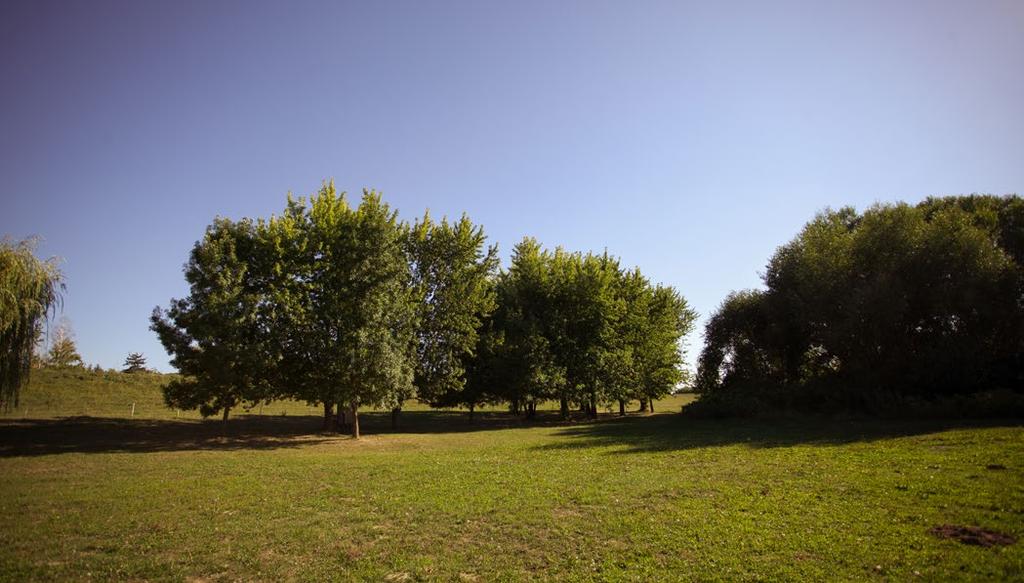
[0,237,62,410]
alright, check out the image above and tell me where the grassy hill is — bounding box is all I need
[3,367,695,421]
[0,370,1020,580]
[2,367,325,420]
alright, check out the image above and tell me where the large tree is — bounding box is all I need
[552,250,623,418]
[619,276,696,413]
[407,212,499,418]
[0,237,62,409]
[265,184,417,438]
[151,218,273,422]
[488,238,562,417]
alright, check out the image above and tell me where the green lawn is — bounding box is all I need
[0,372,1022,581]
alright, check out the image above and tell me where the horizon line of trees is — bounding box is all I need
[7,190,1020,422]
[694,194,1024,415]
[151,182,696,436]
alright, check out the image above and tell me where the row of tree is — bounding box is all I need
[150,183,695,436]
[465,239,696,419]
[695,195,1024,413]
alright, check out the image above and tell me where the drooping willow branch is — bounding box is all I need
[0,237,63,410]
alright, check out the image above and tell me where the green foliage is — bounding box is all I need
[122,352,148,373]
[0,237,62,408]
[151,218,273,419]
[488,238,563,413]
[407,212,499,408]
[696,195,1024,413]
[152,181,695,430]
[263,183,419,434]
[478,238,695,417]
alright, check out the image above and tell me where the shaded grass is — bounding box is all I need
[0,408,1022,581]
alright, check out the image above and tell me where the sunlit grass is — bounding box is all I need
[0,371,1020,581]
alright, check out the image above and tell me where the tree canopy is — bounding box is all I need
[152,184,697,433]
[407,212,499,410]
[695,195,1024,414]
[151,218,272,421]
[468,238,696,418]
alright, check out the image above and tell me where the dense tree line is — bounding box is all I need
[695,195,1024,414]
[473,239,697,419]
[152,183,695,435]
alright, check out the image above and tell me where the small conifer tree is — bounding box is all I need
[122,352,147,373]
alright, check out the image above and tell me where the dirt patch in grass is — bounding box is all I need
[929,525,1016,547]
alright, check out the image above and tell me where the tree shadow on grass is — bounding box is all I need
[533,413,1024,455]
[0,415,339,457]
[6,408,1014,458]
[0,408,608,457]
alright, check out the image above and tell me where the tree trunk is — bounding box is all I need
[618,399,626,416]
[350,403,360,439]
[639,398,648,413]
[336,406,348,433]
[589,393,598,419]
[648,397,655,413]
[391,406,401,430]
[560,396,569,419]
[323,401,335,431]
[469,403,475,423]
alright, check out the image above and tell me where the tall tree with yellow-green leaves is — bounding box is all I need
[265,183,418,438]
[406,212,499,421]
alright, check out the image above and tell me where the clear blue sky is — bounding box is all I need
[2,0,1021,372]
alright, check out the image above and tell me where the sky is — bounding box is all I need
[1,0,1022,372]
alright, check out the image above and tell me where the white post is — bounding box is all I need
[131,402,136,417]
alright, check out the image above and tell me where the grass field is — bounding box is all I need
[0,370,1022,581]
[2,368,671,420]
